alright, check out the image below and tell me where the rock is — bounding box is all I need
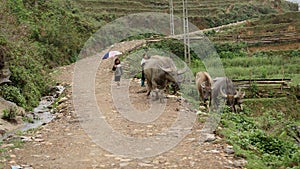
[234,159,248,168]
[35,134,42,138]
[138,162,153,167]
[10,165,21,169]
[153,160,159,165]
[142,160,151,164]
[204,149,219,154]
[20,136,32,142]
[120,159,131,162]
[199,133,216,142]
[21,164,32,168]
[210,149,220,154]
[187,138,196,142]
[15,116,23,124]
[57,103,67,110]
[224,146,235,155]
[58,97,68,103]
[10,154,16,158]
[34,138,44,142]
[119,162,129,167]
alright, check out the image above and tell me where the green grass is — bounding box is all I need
[218,106,300,169]
[222,51,300,80]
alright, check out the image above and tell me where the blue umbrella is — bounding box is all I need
[102,51,122,60]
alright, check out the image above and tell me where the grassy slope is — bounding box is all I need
[0,0,95,110]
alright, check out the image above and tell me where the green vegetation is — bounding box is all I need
[221,49,300,80]
[1,107,17,121]
[22,116,34,123]
[219,106,300,169]
[0,0,95,110]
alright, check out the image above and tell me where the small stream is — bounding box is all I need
[0,85,65,141]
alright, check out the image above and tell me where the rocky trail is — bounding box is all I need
[0,40,247,169]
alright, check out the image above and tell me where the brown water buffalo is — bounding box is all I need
[195,71,213,110]
[144,55,187,101]
[212,77,245,113]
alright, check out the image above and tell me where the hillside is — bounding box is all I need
[207,12,300,51]
[74,0,298,29]
[0,0,96,111]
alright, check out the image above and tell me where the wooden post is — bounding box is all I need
[182,0,190,66]
[249,69,252,87]
[281,65,284,91]
[169,0,174,36]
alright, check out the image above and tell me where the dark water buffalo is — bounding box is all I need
[144,55,186,101]
[212,77,245,112]
[195,71,213,110]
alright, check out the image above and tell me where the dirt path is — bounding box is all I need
[1,41,245,169]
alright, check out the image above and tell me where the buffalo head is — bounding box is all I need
[220,87,245,112]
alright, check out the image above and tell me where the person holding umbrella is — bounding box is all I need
[112,57,123,87]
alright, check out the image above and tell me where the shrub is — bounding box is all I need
[0,85,26,108]
[2,107,17,121]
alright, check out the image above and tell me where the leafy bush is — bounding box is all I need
[0,85,26,108]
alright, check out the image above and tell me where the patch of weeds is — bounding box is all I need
[15,130,23,136]
[218,108,300,168]
[10,139,24,149]
[249,82,259,98]
[25,126,42,135]
[22,116,34,123]
[1,107,17,121]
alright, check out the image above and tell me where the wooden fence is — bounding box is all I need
[233,78,291,90]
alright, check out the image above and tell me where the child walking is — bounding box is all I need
[112,57,123,86]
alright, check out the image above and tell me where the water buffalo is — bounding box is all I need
[144,55,186,101]
[234,87,245,111]
[212,77,245,113]
[195,71,213,110]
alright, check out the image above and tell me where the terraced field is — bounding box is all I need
[203,12,300,83]
[74,0,298,29]
[209,12,300,46]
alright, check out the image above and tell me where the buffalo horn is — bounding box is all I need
[177,63,188,75]
[220,87,227,98]
[201,82,206,88]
